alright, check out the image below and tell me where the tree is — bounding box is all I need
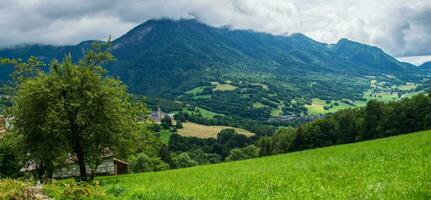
[225,145,260,161]
[170,152,198,168]
[360,100,385,140]
[175,121,183,129]
[1,42,141,181]
[161,117,172,129]
[128,153,169,173]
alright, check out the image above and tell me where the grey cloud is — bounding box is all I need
[0,0,430,57]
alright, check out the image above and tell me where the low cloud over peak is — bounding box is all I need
[0,0,430,57]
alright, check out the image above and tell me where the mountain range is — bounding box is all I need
[0,19,427,121]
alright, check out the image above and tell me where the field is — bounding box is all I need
[159,130,172,144]
[305,98,361,115]
[306,81,422,115]
[211,81,237,91]
[98,130,431,199]
[182,107,223,118]
[177,122,254,138]
[363,89,399,102]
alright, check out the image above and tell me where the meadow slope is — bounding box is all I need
[99,130,431,199]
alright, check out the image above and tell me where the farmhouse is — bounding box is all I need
[21,152,129,179]
[53,156,129,179]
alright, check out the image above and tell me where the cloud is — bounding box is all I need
[0,0,430,57]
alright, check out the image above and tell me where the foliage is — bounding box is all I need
[225,145,260,161]
[170,152,198,169]
[256,127,296,156]
[128,153,169,173]
[161,117,172,129]
[175,121,183,129]
[1,42,143,181]
[187,149,221,165]
[44,181,107,200]
[0,133,22,178]
[168,129,257,160]
[0,179,42,199]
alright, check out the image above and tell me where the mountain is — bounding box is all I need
[0,19,425,121]
[420,61,431,69]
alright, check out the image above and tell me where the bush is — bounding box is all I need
[128,153,170,173]
[226,145,260,161]
[171,152,198,169]
[175,121,183,129]
[63,182,107,200]
[0,179,38,199]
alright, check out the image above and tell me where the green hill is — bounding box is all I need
[97,130,431,199]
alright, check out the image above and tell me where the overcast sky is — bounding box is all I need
[0,0,430,57]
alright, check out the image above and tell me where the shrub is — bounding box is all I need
[226,145,260,161]
[0,179,45,199]
[129,153,169,173]
[171,152,198,169]
[59,182,107,200]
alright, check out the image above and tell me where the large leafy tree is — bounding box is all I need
[1,42,141,181]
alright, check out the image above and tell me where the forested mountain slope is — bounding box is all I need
[0,19,425,120]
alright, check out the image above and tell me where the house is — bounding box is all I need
[52,156,129,179]
[21,152,129,179]
[149,106,174,122]
[150,106,165,122]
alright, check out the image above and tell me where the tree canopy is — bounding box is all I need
[1,42,142,181]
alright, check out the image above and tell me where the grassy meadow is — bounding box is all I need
[305,98,361,115]
[97,130,431,199]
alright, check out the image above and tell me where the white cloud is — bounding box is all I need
[397,55,431,66]
[0,0,430,57]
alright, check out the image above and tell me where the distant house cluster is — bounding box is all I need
[268,113,325,123]
[149,106,174,122]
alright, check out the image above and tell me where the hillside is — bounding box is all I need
[420,61,431,68]
[420,61,431,73]
[0,19,426,121]
[96,130,431,199]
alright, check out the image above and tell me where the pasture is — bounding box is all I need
[98,129,431,199]
[177,122,254,138]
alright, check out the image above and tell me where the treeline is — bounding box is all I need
[256,93,431,156]
[123,128,259,174]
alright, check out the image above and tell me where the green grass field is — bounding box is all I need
[159,130,172,144]
[98,130,431,199]
[305,98,357,115]
[182,107,222,119]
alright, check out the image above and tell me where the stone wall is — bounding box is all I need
[53,157,116,179]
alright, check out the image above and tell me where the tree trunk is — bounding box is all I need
[75,147,87,181]
[71,123,87,181]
